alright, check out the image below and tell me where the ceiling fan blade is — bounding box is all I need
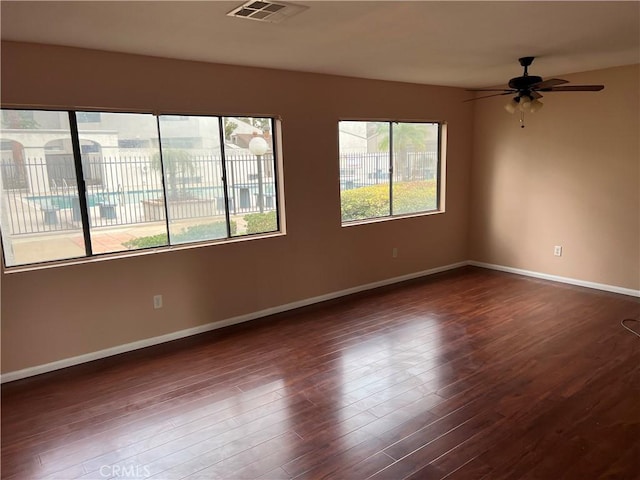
[464,92,513,102]
[466,88,512,92]
[540,85,604,92]
[530,91,543,99]
[529,78,569,89]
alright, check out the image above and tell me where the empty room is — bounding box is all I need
[1,2,638,479]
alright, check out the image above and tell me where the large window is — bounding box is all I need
[0,109,280,267]
[338,121,443,223]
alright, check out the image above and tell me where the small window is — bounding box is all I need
[2,110,37,128]
[76,112,101,123]
[118,139,150,149]
[338,120,443,223]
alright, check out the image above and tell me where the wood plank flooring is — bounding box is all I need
[2,266,639,479]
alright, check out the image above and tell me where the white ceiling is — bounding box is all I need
[1,1,639,88]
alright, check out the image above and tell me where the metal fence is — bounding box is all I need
[339,151,438,190]
[2,151,437,235]
[1,153,276,235]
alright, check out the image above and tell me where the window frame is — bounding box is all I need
[338,119,445,225]
[0,107,284,270]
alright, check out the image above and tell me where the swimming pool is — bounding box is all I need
[27,190,162,209]
[25,185,266,210]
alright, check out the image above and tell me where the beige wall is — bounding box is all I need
[470,64,639,290]
[1,42,473,373]
[3,42,637,376]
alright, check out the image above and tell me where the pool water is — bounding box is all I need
[25,185,272,210]
[27,190,163,210]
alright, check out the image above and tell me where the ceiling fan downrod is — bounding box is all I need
[519,56,535,76]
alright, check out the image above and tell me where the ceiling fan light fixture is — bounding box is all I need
[529,98,544,113]
[504,97,519,114]
[519,95,532,112]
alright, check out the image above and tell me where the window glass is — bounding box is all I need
[339,121,390,222]
[339,120,441,223]
[78,111,169,254]
[391,122,439,215]
[158,115,226,244]
[225,117,278,236]
[1,110,87,266]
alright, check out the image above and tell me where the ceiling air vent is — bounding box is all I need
[227,1,308,23]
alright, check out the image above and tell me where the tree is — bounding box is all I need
[152,149,195,200]
[224,119,237,140]
[377,123,435,181]
[248,118,270,132]
[1,111,39,129]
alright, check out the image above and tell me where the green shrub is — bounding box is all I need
[393,180,438,215]
[123,233,168,249]
[123,219,236,249]
[173,220,237,243]
[341,180,437,221]
[340,183,389,222]
[244,211,277,234]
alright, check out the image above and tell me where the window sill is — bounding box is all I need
[2,231,286,274]
[341,209,444,228]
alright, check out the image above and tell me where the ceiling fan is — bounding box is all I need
[466,57,604,126]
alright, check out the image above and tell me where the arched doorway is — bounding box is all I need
[44,138,103,189]
[44,138,75,190]
[80,140,103,186]
[0,140,28,190]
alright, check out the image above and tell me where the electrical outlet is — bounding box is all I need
[392,247,398,258]
[153,294,163,309]
[554,246,563,257]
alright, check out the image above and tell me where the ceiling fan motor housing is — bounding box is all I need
[508,75,543,90]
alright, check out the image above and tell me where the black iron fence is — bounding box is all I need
[339,151,437,190]
[2,151,436,235]
[1,153,276,235]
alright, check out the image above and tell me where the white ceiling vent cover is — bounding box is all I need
[227,1,308,23]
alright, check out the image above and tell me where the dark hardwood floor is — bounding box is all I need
[2,266,639,480]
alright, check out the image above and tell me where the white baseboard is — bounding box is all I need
[4,260,635,383]
[468,261,640,298]
[1,261,467,384]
